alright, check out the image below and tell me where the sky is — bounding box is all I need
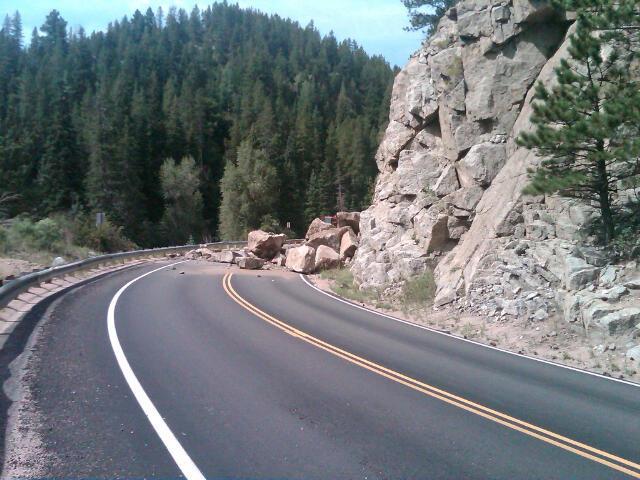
[0,0,426,67]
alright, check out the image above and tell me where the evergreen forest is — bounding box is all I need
[0,3,396,246]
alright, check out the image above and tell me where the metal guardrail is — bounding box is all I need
[0,238,307,310]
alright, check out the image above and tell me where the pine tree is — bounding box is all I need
[160,156,204,245]
[278,136,306,235]
[518,0,640,244]
[34,10,81,213]
[85,89,142,236]
[304,158,335,225]
[218,158,245,240]
[304,169,322,224]
[218,139,279,239]
[36,79,81,213]
[402,0,457,34]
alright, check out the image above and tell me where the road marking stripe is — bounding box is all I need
[224,273,640,479]
[108,262,206,480]
[299,274,640,389]
[230,273,636,464]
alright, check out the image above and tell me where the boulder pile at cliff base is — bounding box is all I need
[183,211,361,274]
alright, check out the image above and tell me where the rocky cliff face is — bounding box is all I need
[353,0,568,288]
[352,0,640,338]
[352,0,640,335]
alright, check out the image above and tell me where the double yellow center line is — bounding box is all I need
[222,273,640,478]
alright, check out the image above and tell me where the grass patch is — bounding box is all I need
[320,267,379,304]
[461,322,475,339]
[374,301,393,310]
[402,270,436,308]
[320,268,436,314]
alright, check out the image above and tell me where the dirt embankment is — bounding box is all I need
[0,258,44,284]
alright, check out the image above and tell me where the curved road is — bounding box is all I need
[2,260,639,478]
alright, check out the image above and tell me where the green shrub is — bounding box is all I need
[4,217,65,252]
[8,217,37,249]
[585,199,640,259]
[610,200,640,259]
[259,214,281,234]
[610,227,640,260]
[0,226,7,253]
[77,219,136,253]
[0,213,136,262]
[32,218,63,250]
[255,215,298,239]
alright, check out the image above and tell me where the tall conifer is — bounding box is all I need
[518,0,640,243]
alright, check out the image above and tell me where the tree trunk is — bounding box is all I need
[596,154,615,244]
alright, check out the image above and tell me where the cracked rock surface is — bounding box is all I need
[353,0,640,347]
[353,0,568,292]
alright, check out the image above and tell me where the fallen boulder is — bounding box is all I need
[237,257,264,270]
[248,230,287,259]
[340,228,358,259]
[285,245,316,273]
[271,253,287,267]
[315,245,341,272]
[306,218,334,239]
[186,247,215,260]
[306,227,348,252]
[336,212,361,234]
[213,250,239,264]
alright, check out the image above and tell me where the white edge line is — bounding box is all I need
[299,273,640,389]
[108,261,206,480]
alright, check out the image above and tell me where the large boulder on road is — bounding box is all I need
[212,250,240,264]
[237,257,264,270]
[340,228,359,259]
[306,227,348,252]
[248,230,286,259]
[315,245,341,272]
[271,253,287,267]
[305,218,334,239]
[336,211,361,234]
[285,245,316,273]
[186,247,215,260]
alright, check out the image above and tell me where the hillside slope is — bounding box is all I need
[0,4,394,243]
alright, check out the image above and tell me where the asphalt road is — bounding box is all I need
[2,260,639,478]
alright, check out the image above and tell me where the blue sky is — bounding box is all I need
[1,0,425,67]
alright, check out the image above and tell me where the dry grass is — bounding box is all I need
[401,270,436,308]
[320,267,380,304]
